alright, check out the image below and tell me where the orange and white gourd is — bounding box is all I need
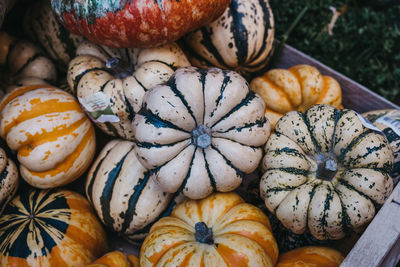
[250,64,342,128]
[0,83,96,188]
[67,40,190,140]
[276,246,344,267]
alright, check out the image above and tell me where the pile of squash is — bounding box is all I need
[0,0,399,266]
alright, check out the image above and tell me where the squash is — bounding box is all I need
[67,40,190,140]
[276,246,344,267]
[50,0,231,48]
[0,83,96,188]
[0,146,18,216]
[260,104,394,240]
[182,0,275,76]
[362,109,400,184]
[0,189,108,266]
[0,31,57,84]
[140,192,279,267]
[250,64,342,128]
[24,0,84,72]
[86,139,184,243]
[132,67,270,199]
[87,251,139,267]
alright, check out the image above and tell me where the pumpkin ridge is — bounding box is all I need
[210,144,244,177]
[202,149,217,191]
[302,111,322,154]
[318,185,334,239]
[139,107,190,133]
[73,67,112,93]
[303,183,320,231]
[211,72,231,118]
[337,130,373,163]
[199,27,229,69]
[266,167,310,176]
[336,178,377,207]
[214,117,267,134]
[11,51,42,77]
[176,147,197,194]
[136,139,190,149]
[228,0,248,66]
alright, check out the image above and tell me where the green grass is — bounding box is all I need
[270,0,400,103]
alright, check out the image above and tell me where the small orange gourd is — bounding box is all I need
[86,251,139,267]
[276,246,344,267]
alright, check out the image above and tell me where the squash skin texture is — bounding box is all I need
[276,246,344,267]
[260,104,394,240]
[140,192,278,267]
[0,147,18,216]
[0,84,96,188]
[87,251,139,267]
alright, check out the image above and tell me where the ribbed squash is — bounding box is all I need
[260,104,394,240]
[24,0,84,72]
[140,192,279,267]
[250,64,342,128]
[67,40,190,140]
[132,67,270,199]
[0,189,108,266]
[362,109,400,184]
[87,251,139,267]
[0,31,57,84]
[276,246,344,267]
[0,84,96,188]
[0,146,18,216]
[183,0,275,76]
[86,139,184,242]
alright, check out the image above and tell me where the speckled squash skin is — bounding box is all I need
[140,192,279,267]
[50,0,231,48]
[0,189,108,267]
[86,251,139,267]
[0,84,96,188]
[132,67,270,199]
[0,31,57,84]
[67,40,190,140]
[24,0,84,72]
[86,139,184,243]
[260,104,394,240]
[0,147,18,216]
[250,65,342,129]
[183,0,275,76]
[362,109,400,184]
[276,246,344,267]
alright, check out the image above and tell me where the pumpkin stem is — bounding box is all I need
[191,125,212,149]
[106,57,133,79]
[195,222,214,245]
[316,156,338,181]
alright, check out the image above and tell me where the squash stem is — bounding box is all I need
[192,125,212,149]
[106,57,133,79]
[195,222,214,245]
[316,156,338,181]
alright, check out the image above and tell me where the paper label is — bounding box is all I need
[375,110,400,137]
[357,113,383,134]
[78,92,120,123]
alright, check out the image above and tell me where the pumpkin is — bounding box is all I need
[0,146,18,216]
[86,139,184,242]
[0,83,96,188]
[182,0,275,76]
[87,251,139,267]
[50,0,231,48]
[67,40,190,140]
[250,64,342,128]
[140,192,279,267]
[0,31,57,85]
[276,246,344,267]
[260,104,394,240]
[0,189,108,266]
[23,0,84,72]
[362,109,400,184]
[132,67,270,199]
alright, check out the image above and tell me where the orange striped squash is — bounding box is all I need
[140,192,279,267]
[250,64,342,129]
[0,84,96,188]
[0,189,108,266]
[276,246,344,267]
[87,251,139,267]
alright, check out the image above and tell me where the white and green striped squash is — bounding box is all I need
[260,104,394,240]
[132,67,270,199]
[67,40,190,140]
[0,189,108,266]
[23,0,84,72]
[0,146,18,216]
[362,109,400,184]
[182,0,275,76]
[86,139,184,243]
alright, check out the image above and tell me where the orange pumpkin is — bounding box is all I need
[87,251,139,267]
[140,192,278,267]
[276,246,344,267]
[250,64,342,128]
[0,83,96,188]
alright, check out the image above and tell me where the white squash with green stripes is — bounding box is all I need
[68,40,190,140]
[260,104,394,240]
[132,67,270,199]
[0,147,18,216]
[182,0,275,76]
[86,139,184,242]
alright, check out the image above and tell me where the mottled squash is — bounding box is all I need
[276,246,344,267]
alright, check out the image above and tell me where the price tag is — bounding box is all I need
[375,110,400,137]
[78,92,120,123]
